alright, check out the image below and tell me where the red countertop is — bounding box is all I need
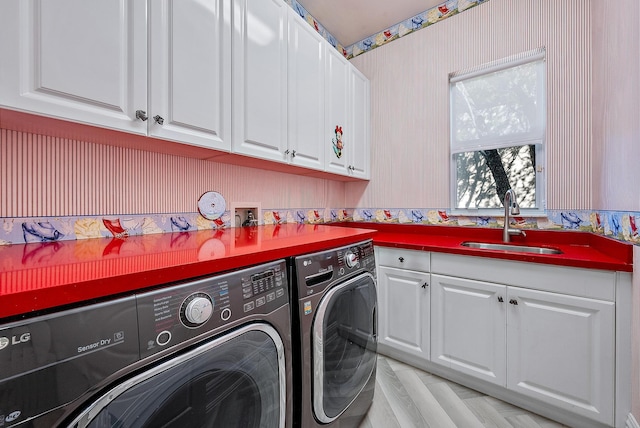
[331,222,633,273]
[1,222,633,321]
[0,224,375,320]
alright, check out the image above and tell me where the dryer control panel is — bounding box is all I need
[137,259,288,358]
[0,297,139,428]
[295,240,375,294]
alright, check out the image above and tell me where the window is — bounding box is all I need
[450,48,546,215]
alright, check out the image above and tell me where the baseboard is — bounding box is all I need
[627,413,640,428]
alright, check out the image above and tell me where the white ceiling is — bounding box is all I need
[296,0,445,46]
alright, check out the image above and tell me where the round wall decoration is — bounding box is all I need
[197,191,226,221]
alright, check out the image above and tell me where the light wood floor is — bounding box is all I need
[359,355,569,428]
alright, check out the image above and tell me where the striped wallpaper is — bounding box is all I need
[0,128,346,218]
[2,0,639,219]
[348,0,595,210]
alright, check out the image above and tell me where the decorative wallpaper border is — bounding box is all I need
[286,0,345,58]
[327,208,640,245]
[2,208,639,246]
[286,0,491,59]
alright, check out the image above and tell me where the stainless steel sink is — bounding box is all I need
[460,241,563,255]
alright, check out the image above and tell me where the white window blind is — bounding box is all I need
[450,47,546,154]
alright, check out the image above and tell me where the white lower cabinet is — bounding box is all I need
[377,266,430,361]
[431,275,506,385]
[376,248,628,428]
[506,286,614,424]
[375,247,431,364]
[431,274,615,425]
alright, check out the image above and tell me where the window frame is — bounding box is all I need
[449,48,547,217]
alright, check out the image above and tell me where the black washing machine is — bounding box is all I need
[0,259,292,428]
[291,240,377,428]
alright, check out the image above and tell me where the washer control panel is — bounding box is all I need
[137,260,288,358]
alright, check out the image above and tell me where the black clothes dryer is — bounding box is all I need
[291,240,377,428]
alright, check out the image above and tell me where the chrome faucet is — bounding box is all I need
[503,189,526,242]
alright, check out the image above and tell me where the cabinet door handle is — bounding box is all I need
[135,110,148,121]
[498,296,504,303]
[509,299,518,305]
[398,257,404,263]
[153,115,165,125]
[422,282,428,289]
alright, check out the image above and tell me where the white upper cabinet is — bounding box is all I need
[324,48,371,179]
[324,47,351,176]
[0,0,232,151]
[232,0,288,162]
[232,0,369,177]
[349,68,371,179]
[286,9,324,171]
[0,0,369,178]
[0,0,147,134]
[149,0,231,151]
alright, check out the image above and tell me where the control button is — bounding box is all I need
[256,297,266,307]
[344,250,359,268]
[276,288,284,298]
[266,292,275,302]
[221,307,232,321]
[184,296,213,325]
[156,330,172,346]
[243,302,255,312]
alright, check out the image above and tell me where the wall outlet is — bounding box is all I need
[230,202,261,227]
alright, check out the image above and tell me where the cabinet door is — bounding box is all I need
[431,275,507,386]
[149,0,231,151]
[0,0,147,134]
[324,47,351,176]
[377,266,430,361]
[506,287,615,425]
[348,67,370,179]
[286,10,324,170]
[232,0,288,162]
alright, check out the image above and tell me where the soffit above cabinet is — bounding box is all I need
[296,0,443,46]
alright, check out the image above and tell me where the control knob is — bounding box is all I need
[181,293,213,327]
[344,250,359,268]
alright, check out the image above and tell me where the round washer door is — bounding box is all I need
[67,323,286,428]
[312,273,377,423]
